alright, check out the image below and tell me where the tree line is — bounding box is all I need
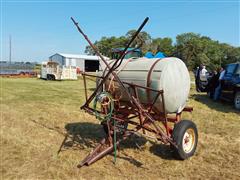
[85,30,240,70]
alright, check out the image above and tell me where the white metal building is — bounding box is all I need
[49,53,107,72]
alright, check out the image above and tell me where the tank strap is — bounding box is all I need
[108,58,131,91]
[146,58,162,103]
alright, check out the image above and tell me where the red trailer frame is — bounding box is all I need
[75,73,194,167]
[58,17,198,168]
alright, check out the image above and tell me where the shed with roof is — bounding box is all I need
[49,53,108,72]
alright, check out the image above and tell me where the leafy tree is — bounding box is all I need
[85,36,128,57]
[174,32,235,70]
[219,43,240,66]
[150,37,174,56]
[175,33,202,68]
[84,31,239,70]
[125,30,152,54]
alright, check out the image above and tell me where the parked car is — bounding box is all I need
[221,62,240,110]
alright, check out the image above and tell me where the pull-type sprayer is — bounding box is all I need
[61,17,198,168]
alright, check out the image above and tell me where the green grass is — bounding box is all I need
[1,77,240,179]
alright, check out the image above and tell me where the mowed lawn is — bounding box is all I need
[1,77,240,179]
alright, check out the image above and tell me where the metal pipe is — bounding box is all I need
[82,74,88,102]
[78,138,106,167]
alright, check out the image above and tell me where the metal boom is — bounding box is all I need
[71,17,149,107]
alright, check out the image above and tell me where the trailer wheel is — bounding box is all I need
[47,74,51,80]
[47,74,55,81]
[234,91,240,110]
[172,120,198,160]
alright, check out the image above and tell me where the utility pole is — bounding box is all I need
[9,35,11,64]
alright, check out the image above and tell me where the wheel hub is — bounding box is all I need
[182,128,195,153]
[236,97,240,104]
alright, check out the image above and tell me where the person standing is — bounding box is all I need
[200,66,208,81]
[214,66,225,101]
[195,65,202,92]
[199,65,208,91]
[207,70,219,99]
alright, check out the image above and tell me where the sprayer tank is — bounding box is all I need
[99,57,190,113]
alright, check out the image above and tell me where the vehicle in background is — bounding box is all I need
[40,61,77,80]
[221,62,240,110]
[111,48,142,59]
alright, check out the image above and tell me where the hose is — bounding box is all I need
[93,91,114,122]
[93,91,117,163]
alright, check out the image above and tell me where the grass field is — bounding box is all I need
[1,77,240,179]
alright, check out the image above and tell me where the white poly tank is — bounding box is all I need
[99,57,190,113]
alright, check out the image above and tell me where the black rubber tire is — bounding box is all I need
[47,74,55,81]
[172,120,198,160]
[234,91,240,110]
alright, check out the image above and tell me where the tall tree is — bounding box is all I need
[125,30,152,53]
[175,33,202,68]
[85,36,128,57]
[84,31,239,70]
[150,37,174,56]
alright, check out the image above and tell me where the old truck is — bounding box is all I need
[221,62,240,110]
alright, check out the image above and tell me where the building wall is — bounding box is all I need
[65,58,86,71]
[76,58,85,71]
[49,54,101,72]
[65,58,77,67]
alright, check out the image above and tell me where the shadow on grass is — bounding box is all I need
[120,137,176,161]
[60,122,178,166]
[60,122,146,166]
[149,144,175,160]
[88,88,96,91]
[63,122,105,149]
[63,122,149,149]
[115,151,144,168]
[121,135,147,149]
[191,93,239,114]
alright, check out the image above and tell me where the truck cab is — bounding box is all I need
[221,62,240,110]
[111,48,142,59]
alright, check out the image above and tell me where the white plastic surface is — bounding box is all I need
[99,57,190,113]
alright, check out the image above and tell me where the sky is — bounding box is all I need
[1,0,239,62]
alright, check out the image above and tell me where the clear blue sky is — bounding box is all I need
[1,0,239,62]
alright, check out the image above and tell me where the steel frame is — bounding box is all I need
[76,73,193,167]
